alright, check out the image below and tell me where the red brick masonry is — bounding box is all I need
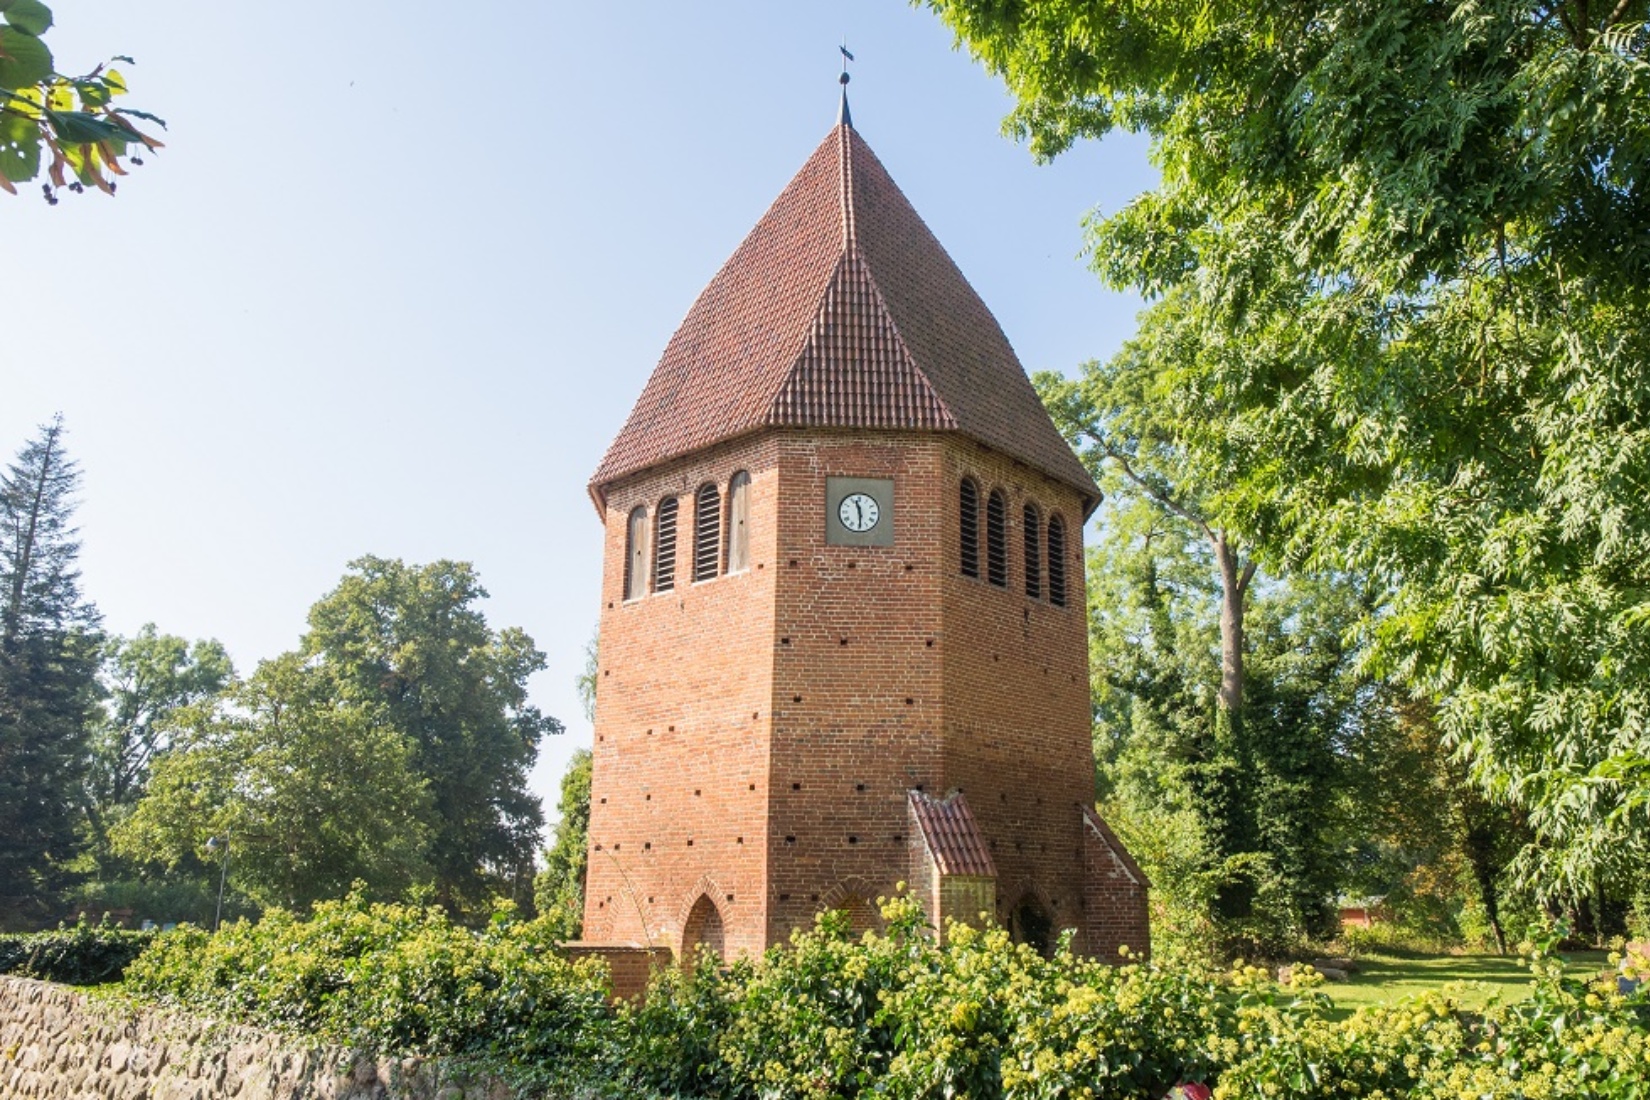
[581,113,1148,963]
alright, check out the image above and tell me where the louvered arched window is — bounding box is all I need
[1047,514,1068,607]
[693,482,721,582]
[959,478,980,578]
[1023,503,1042,599]
[624,506,648,601]
[653,495,679,593]
[726,471,751,574]
[986,489,1007,588]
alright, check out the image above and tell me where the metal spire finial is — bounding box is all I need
[838,42,854,128]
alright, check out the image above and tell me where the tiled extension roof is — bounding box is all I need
[909,790,996,879]
[590,119,1100,508]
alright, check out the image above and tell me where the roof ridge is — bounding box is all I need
[843,242,957,426]
[767,247,955,430]
[838,122,856,250]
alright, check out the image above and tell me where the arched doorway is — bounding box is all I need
[681,894,725,962]
[1009,893,1053,957]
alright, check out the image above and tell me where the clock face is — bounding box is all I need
[838,492,880,532]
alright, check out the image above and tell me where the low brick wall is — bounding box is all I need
[558,944,673,1001]
[0,976,507,1100]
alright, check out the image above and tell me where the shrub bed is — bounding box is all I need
[118,893,1650,1099]
[0,920,154,985]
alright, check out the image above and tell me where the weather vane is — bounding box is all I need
[838,42,855,127]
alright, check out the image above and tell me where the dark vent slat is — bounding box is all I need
[986,490,1007,589]
[1048,516,1067,607]
[694,483,721,583]
[1024,504,1042,600]
[654,496,679,592]
[960,479,980,578]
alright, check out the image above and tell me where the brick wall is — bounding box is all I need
[586,426,1147,959]
[766,431,947,941]
[1083,808,1152,959]
[585,433,779,958]
[938,439,1105,952]
[558,945,674,1001]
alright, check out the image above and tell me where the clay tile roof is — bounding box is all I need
[909,790,996,878]
[590,120,1100,509]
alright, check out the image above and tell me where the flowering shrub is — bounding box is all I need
[111,893,1650,1099]
[122,894,612,1091]
[0,919,153,985]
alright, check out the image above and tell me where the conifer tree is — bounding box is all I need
[0,416,100,926]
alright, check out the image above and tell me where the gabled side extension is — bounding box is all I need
[1081,806,1151,959]
[909,791,996,942]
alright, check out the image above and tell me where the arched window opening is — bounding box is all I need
[653,495,679,593]
[959,478,980,578]
[726,471,751,574]
[835,895,881,938]
[682,894,725,961]
[1023,503,1042,599]
[1010,894,1053,958]
[1047,515,1068,607]
[986,490,1008,588]
[624,506,648,602]
[694,482,721,583]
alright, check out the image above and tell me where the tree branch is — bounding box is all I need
[1078,426,1216,540]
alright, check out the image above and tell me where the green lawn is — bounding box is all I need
[1316,950,1611,1021]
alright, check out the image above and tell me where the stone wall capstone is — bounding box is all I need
[0,976,508,1100]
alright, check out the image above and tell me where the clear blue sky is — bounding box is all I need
[4,2,1156,821]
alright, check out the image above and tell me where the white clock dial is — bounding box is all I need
[838,492,880,532]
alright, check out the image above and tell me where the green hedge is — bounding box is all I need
[121,893,1650,1099]
[0,921,155,985]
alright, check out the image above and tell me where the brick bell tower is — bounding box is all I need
[580,87,1149,962]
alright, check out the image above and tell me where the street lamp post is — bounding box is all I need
[205,835,230,932]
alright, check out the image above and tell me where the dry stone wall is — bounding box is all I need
[0,976,507,1100]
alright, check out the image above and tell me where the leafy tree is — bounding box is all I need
[84,625,233,848]
[928,0,1650,903]
[0,0,163,199]
[534,748,591,940]
[114,654,433,911]
[302,557,559,915]
[0,416,100,927]
[1040,363,1265,919]
[1086,486,1370,950]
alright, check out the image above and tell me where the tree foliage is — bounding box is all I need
[301,557,558,915]
[0,0,163,199]
[85,625,233,846]
[928,0,1650,899]
[1084,483,1380,951]
[114,557,558,917]
[0,416,100,927]
[114,653,435,911]
[534,747,591,940]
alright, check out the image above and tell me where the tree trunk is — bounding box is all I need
[1213,531,1255,723]
[1208,531,1258,920]
[1458,789,1512,955]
